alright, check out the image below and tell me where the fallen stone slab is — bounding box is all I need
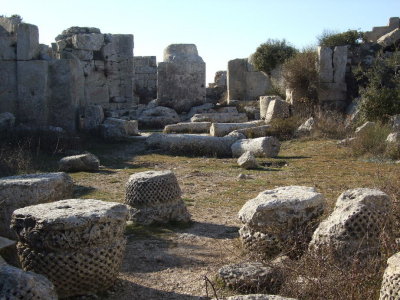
[191,112,248,123]
[238,151,259,169]
[231,137,280,158]
[295,117,316,137]
[0,263,57,299]
[210,121,265,137]
[377,28,400,48]
[11,199,128,298]
[163,122,211,134]
[146,133,242,157]
[59,153,100,172]
[0,172,73,239]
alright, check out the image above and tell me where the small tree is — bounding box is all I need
[251,39,297,75]
[318,29,364,48]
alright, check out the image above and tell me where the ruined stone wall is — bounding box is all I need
[133,56,157,105]
[364,17,400,42]
[227,58,271,102]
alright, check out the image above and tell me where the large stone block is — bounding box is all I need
[0,36,16,60]
[377,28,400,48]
[72,33,104,51]
[0,16,21,35]
[85,69,110,105]
[102,34,133,62]
[0,172,74,239]
[333,46,348,83]
[157,44,206,113]
[105,58,134,102]
[228,58,248,101]
[17,23,39,60]
[17,60,49,126]
[48,59,84,132]
[246,71,270,99]
[0,61,17,114]
[317,47,333,83]
[231,137,280,158]
[264,98,290,123]
[210,121,264,137]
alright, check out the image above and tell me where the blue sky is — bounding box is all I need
[3,0,400,83]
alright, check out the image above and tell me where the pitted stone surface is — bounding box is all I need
[59,153,100,172]
[238,186,325,259]
[379,252,400,300]
[11,199,128,298]
[218,261,284,293]
[0,263,57,299]
[125,171,190,225]
[309,188,391,260]
[231,137,280,158]
[0,172,73,239]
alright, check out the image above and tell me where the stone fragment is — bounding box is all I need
[0,35,16,60]
[379,252,400,300]
[11,199,128,298]
[17,23,39,60]
[157,44,206,113]
[191,112,248,123]
[0,263,57,299]
[355,121,376,136]
[364,17,400,42]
[163,122,211,134]
[59,153,100,172]
[186,103,215,119]
[387,132,400,144]
[259,96,273,120]
[237,151,259,169]
[138,106,180,129]
[125,170,191,225]
[146,133,241,158]
[239,186,324,259]
[100,118,138,140]
[377,28,400,48]
[0,112,15,132]
[83,105,104,131]
[218,261,284,293]
[72,33,104,51]
[309,188,391,261]
[55,26,101,41]
[295,117,315,137]
[102,34,134,62]
[264,99,290,123]
[210,121,264,137]
[0,172,74,239]
[226,294,297,300]
[231,137,280,158]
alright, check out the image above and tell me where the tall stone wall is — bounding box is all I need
[317,46,348,110]
[227,58,271,102]
[157,44,206,113]
[364,17,400,42]
[54,28,137,120]
[133,56,157,104]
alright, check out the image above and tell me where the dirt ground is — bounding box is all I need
[68,136,399,300]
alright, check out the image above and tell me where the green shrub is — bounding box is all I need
[282,47,318,105]
[318,29,364,48]
[251,39,297,74]
[350,123,392,157]
[357,51,400,123]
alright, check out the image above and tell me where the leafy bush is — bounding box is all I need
[282,47,318,105]
[357,51,400,123]
[251,39,297,74]
[318,29,364,48]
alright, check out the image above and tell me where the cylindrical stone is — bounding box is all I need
[10,199,128,298]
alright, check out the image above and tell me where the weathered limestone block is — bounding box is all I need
[239,186,324,259]
[83,105,104,131]
[84,66,110,105]
[232,137,280,158]
[215,70,227,86]
[17,23,39,60]
[125,170,190,225]
[379,252,400,300]
[333,46,348,84]
[100,118,138,140]
[0,112,15,132]
[237,151,259,169]
[157,44,206,113]
[259,96,273,120]
[317,47,334,83]
[105,58,134,102]
[365,17,400,42]
[191,112,248,123]
[0,263,58,299]
[0,172,73,239]
[72,33,104,51]
[48,58,84,132]
[226,295,297,300]
[232,125,272,139]
[163,122,211,134]
[218,261,284,293]
[355,121,376,136]
[102,34,134,62]
[138,106,180,129]
[11,199,128,298]
[186,103,215,119]
[295,117,315,137]
[309,188,391,260]
[133,56,157,104]
[210,121,264,137]
[0,16,21,35]
[146,133,242,157]
[0,35,16,60]
[55,27,101,41]
[17,60,49,126]
[264,98,290,123]
[59,153,100,172]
